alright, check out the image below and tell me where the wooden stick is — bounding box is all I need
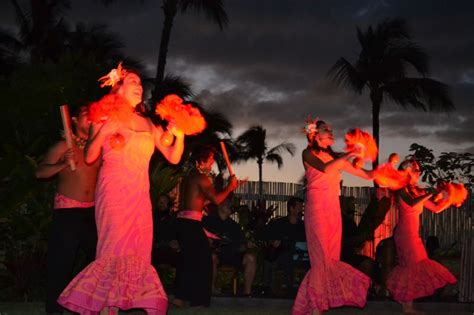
[220,141,234,177]
[60,105,76,171]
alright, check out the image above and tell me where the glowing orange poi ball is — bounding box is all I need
[110,132,126,150]
[353,157,364,169]
[160,130,174,147]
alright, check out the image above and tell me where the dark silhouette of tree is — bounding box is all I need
[10,0,70,62]
[408,143,473,188]
[0,27,22,76]
[99,0,228,102]
[328,18,454,168]
[236,126,295,200]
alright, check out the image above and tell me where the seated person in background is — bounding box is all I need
[203,200,257,296]
[374,236,397,297]
[152,194,179,268]
[262,197,306,295]
[340,196,376,279]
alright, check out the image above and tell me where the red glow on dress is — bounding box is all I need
[374,163,410,190]
[155,94,206,135]
[435,182,468,208]
[344,129,378,168]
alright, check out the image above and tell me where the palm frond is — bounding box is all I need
[327,57,366,94]
[267,142,296,157]
[179,0,229,30]
[386,41,429,76]
[147,74,194,103]
[384,78,454,112]
[0,27,22,51]
[10,0,30,44]
[265,153,283,169]
[236,126,266,158]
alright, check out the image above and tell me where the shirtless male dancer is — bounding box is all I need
[36,105,100,314]
[173,145,238,307]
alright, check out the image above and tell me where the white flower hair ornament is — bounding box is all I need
[302,116,320,135]
[98,62,128,88]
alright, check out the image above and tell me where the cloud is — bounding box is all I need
[2,0,473,162]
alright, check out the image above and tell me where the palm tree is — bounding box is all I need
[10,0,70,62]
[328,18,454,168]
[0,27,22,76]
[99,0,228,102]
[236,125,295,200]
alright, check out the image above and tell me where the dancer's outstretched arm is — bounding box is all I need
[302,148,356,175]
[425,198,451,214]
[343,162,374,180]
[398,188,432,207]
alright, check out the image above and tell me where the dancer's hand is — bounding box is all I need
[168,120,184,137]
[347,146,363,159]
[64,148,78,167]
[238,177,249,187]
[228,175,239,190]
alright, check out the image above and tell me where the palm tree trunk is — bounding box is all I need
[258,160,263,201]
[370,90,382,170]
[152,0,178,103]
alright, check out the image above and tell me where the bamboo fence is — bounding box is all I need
[232,181,473,301]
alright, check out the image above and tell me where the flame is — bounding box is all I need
[155,94,206,135]
[374,163,410,190]
[436,182,468,208]
[88,94,134,123]
[344,129,378,162]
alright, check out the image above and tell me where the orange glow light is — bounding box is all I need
[344,128,378,162]
[155,94,206,135]
[374,163,410,190]
[436,182,468,208]
[88,94,134,123]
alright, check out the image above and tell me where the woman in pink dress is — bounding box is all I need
[58,66,185,315]
[293,119,374,315]
[387,159,456,314]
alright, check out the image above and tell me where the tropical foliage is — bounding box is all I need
[408,143,474,188]
[235,126,295,200]
[328,18,454,167]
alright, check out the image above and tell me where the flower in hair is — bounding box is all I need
[302,116,319,135]
[98,62,127,88]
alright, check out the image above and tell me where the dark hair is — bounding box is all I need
[190,145,216,164]
[307,120,339,158]
[70,104,88,118]
[287,196,304,213]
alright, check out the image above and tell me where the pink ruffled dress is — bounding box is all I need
[58,129,168,314]
[386,193,456,302]
[293,165,370,314]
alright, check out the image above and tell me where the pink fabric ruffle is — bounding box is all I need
[292,259,370,314]
[58,255,168,315]
[387,258,457,302]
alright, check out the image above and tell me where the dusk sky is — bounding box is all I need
[2,0,473,186]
